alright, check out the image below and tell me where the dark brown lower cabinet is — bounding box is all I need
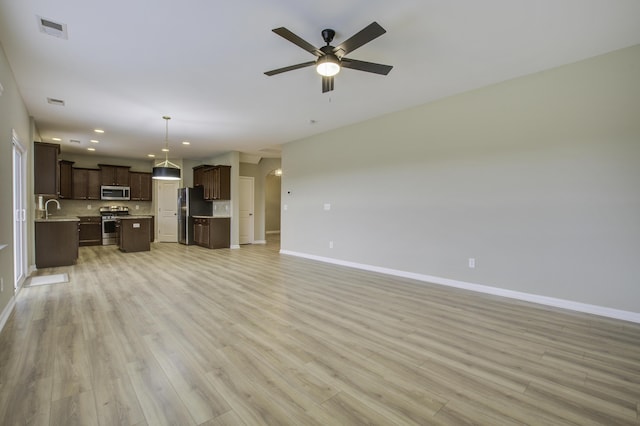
[193,217,230,249]
[118,217,151,252]
[35,220,79,268]
[78,216,102,246]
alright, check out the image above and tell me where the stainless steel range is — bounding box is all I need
[100,206,129,245]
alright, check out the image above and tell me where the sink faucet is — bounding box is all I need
[45,199,61,219]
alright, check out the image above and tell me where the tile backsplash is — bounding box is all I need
[37,198,154,217]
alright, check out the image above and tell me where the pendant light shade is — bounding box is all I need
[152,165,181,180]
[152,116,181,180]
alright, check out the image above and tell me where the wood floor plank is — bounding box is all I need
[91,376,146,426]
[1,235,639,425]
[126,359,196,426]
[49,390,99,426]
[143,332,231,424]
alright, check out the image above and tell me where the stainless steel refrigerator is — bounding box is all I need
[177,186,210,245]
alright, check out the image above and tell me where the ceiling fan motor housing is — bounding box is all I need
[321,29,335,44]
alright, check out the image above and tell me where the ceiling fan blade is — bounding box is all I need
[333,22,386,57]
[272,27,323,57]
[322,76,334,93]
[264,61,316,76]
[340,58,393,75]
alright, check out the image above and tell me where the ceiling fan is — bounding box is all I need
[264,22,393,93]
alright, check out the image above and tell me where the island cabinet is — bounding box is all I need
[118,216,152,252]
[78,216,102,246]
[34,142,60,195]
[193,165,231,201]
[129,172,152,201]
[193,217,230,249]
[58,160,74,199]
[99,164,130,186]
[73,168,101,200]
[35,219,79,268]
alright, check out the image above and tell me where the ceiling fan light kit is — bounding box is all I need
[152,116,182,181]
[316,54,340,77]
[265,22,393,92]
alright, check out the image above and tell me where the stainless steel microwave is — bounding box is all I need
[101,185,130,201]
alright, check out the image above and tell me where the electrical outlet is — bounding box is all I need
[283,204,288,211]
[135,205,139,210]
[87,204,91,209]
[324,203,331,211]
[468,258,476,269]
[329,241,334,249]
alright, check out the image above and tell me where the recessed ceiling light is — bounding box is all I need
[52,137,61,141]
[147,154,156,158]
[182,141,190,145]
[87,147,96,151]
[90,139,99,143]
[94,129,104,133]
[161,148,169,152]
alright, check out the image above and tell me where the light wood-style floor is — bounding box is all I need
[1,235,639,425]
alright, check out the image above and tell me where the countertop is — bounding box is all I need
[192,215,231,219]
[35,216,80,222]
[118,215,153,219]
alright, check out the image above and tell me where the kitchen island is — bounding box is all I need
[117,216,152,252]
[35,217,80,268]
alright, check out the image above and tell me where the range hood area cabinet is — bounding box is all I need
[99,164,130,186]
[193,165,231,201]
[34,142,60,195]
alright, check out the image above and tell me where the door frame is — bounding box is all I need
[239,176,254,245]
[12,130,27,290]
[155,180,180,242]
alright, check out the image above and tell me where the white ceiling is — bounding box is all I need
[1,0,639,161]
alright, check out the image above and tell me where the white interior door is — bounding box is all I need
[156,180,179,242]
[239,176,254,245]
[12,131,27,289]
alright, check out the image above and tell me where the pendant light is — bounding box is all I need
[152,116,181,180]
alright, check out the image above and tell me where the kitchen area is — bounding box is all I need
[33,142,232,269]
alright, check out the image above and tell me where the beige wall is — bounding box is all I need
[281,45,640,314]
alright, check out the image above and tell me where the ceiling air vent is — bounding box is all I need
[47,97,65,106]
[69,139,81,144]
[37,16,68,39]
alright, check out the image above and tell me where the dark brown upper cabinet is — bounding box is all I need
[99,164,130,186]
[34,142,60,195]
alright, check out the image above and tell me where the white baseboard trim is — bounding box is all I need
[266,230,281,235]
[0,293,17,334]
[230,244,241,249]
[279,250,640,324]
[254,240,267,245]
